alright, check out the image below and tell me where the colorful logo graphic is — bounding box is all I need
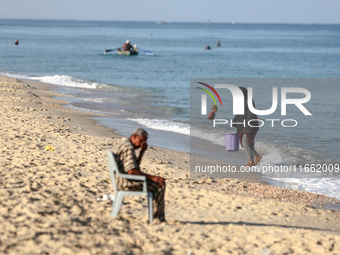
[198,83,312,116]
[196,82,223,115]
[196,82,312,128]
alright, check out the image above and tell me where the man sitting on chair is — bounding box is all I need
[113,128,166,222]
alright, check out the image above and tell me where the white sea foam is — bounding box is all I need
[81,98,107,103]
[255,142,340,200]
[266,177,340,200]
[128,118,190,135]
[0,72,110,89]
[0,72,31,79]
[34,75,101,89]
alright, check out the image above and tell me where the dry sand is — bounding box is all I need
[0,76,340,254]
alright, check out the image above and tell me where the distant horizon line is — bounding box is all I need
[1,18,340,26]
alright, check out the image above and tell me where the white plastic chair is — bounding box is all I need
[106,150,153,223]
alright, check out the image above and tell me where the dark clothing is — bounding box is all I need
[232,87,259,148]
[233,114,259,138]
[207,111,215,120]
[123,43,133,51]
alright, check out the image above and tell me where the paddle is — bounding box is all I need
[140,50,154,55]
[103,47,121,54]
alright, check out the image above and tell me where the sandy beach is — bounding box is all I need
[1,75,340,254]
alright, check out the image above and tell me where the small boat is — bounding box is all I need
[117,50,138,56]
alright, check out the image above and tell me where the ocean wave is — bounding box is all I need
[255,141,325,166]
[128,118,190,136]
[0,72,112,89]
[81,97,107,103]
[34,75,105,89]
[265,177,340,200]
[0,72,31,79]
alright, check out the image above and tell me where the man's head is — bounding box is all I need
[130,128,148,148]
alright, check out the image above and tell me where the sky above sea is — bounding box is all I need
[1,0,340,24]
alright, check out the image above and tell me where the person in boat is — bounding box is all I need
[122,40,133,51]
[217,40,221,47]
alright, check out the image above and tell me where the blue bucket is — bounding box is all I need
[224,129,239,151]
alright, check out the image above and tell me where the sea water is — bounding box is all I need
[1,19,340,200]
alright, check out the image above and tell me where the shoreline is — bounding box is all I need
[1,75,340,254]
[21,77,193,172]
[4,75,340,204]
[22,76,265,183]
[29,76,340,201]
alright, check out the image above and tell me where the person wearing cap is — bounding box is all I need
[123,40,133,51]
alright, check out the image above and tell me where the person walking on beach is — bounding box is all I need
[232,87,262,167]
[113,128,166,222]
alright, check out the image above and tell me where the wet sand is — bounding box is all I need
[0,76,339,254]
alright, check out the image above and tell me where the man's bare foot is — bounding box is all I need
[254,155,262,165]
[244,160,255,167]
